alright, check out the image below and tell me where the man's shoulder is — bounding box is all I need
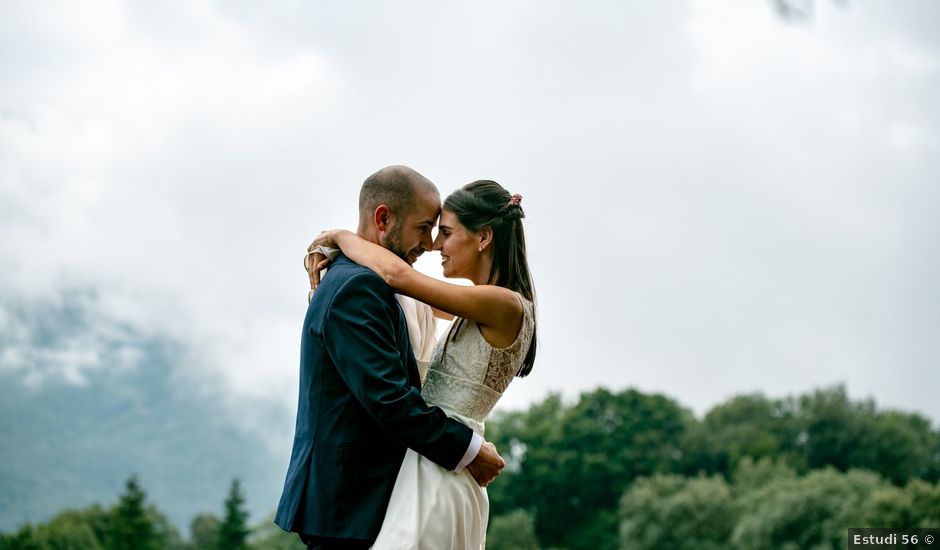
[318,255,393,302]
[327,255,386,284]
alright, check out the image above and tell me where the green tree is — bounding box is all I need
[681,394,800,476]
[487,389,692,550]
[487,509,540,550]
[217,479,249,550]
[106,475,159,550]
[486,394,566,531]
[680,386,940,487]
[861,479,940,528]
[188,513,220,549]
[70,505,110,545]
[860,484,919,529]
[149,508,185,550]
[730,457,797,497]
[247,513,306,550]
[0,502,181,550]
[0,525,41,550]
[854,411,934,484]
[619,474,734,550]
[32,515,102,550]
[926,434,940,483]
[795,386,872,472]
[905,479,940,525]
[792,386,938,485]
[731,468,886,550]
[0,505,110,550]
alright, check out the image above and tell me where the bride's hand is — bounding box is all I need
[305,230,340,294]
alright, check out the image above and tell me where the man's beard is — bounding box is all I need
[381,222,414,264]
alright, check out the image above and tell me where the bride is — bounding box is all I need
[309,180,537,549]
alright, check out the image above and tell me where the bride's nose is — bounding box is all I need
[432,232,444,251]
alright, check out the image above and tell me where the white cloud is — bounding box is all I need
[1,0,939,430]
[0,1,345,419]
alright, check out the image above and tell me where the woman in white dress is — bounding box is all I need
[309,180,537,549]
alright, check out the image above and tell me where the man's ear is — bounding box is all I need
[374,205,393,232]
[479,227,494,252]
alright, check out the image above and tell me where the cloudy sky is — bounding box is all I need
[2,0,939,438]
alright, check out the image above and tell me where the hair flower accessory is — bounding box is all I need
[508,194,523,206]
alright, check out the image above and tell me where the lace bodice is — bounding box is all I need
[421,294,535,429]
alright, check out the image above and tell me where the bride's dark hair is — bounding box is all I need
[443,180,537,377]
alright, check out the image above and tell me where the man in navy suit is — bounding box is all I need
[275,166,505,549]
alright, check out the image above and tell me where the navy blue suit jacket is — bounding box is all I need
[275,254,473,540]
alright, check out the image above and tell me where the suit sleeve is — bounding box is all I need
[323,271,473,471]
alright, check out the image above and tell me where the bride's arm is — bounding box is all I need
[330,230,521,331]
[431,306,454,321]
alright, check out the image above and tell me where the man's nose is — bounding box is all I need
[421,230,434,251]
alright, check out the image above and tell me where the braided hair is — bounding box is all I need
[443,180,537,377]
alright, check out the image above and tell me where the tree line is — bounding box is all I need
[3,384,938,549]
[0,476,303,550]
[485,385,940,550]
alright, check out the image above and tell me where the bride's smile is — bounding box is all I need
[433,209,493,283]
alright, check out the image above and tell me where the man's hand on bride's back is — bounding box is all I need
[466,441,505,488]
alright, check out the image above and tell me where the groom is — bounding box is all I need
[275,166,505,549]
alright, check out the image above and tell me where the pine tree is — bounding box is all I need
[107,475,159,550]
[189,513,220,549]
[216,478,249,550]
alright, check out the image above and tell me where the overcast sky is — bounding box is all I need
[2,1,939,436]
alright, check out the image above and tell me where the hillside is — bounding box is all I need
[0,361,289,532]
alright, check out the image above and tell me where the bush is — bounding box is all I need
[487,509,540,550]
[731,468,885,550]
[620,474,734,550]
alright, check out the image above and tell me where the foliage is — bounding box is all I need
[0,526,42,550]
[618,466,940,550]
[3,385,939,550]
[619,474,734,550]
[217,479,250,550]
[188,513,220,549]
[106,475,160,550]
[731,468,884,550]
[0,507,110,550]
[680,393,801,476]
[860,478,940,528]
[729,456,797,496]
[853,411,936,484]
[487,509,540,550]
[149,508,185,549]
[27,510,103,550]
[794,387,938,483]
[488,389,692,550]
[487,385,940,549]
[248,513,306,550]
[0,477,217,550]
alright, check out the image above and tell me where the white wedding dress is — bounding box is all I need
[371,294,536,550]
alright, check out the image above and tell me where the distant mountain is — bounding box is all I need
[0,352,291,533]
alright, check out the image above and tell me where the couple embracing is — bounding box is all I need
[275,166,538,549]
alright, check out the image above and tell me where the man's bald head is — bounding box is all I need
[357,165,439,231]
